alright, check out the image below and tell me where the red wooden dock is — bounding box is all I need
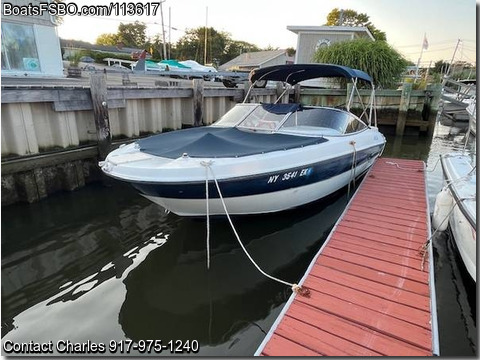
[255,158,439,356]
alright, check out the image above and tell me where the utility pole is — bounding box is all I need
[204,6,208,65]
[159,0,167,60]
[168,6,171,59]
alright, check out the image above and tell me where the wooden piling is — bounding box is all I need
[193,79,204,126]
[90,73,112,159]
[397,83,412,136]
[293,84,301,104]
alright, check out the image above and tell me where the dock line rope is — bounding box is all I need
[385,156,461,174]
[419,194,474,270]
[385,161,424,172]
[419,199,460,271]
[203,160,212,269]
[200,161,310,297]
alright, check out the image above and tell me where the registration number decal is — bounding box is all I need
[267,167,312,184]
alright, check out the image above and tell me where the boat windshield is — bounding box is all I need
[211,104,257,127]
[278,107,367,136]
[212,103,367,136]
[233,103,298,131]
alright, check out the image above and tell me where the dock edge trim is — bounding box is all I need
[425,161,440,356]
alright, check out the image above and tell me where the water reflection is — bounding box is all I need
[119,194,346,348]
[1,183,181,339]
[2,178,349,355]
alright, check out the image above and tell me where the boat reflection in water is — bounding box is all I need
[1,181,351,355]
[119,190,348,350]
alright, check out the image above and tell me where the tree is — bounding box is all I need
[433,60,449,74]
[94,21,147,49]
[117,21,147,48]
[286,47,296,57]
[175,27,227,63]
[223,40,260,63]
[313,38,408,88]
[145,34,168,59]
[175,27,259,65]
[95,33,120,46]
[325,8,386,41]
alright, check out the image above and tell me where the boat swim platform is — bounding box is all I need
[255,157,439,356]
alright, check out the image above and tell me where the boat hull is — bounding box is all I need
[141,161,372,216]
[440,153,476,282]
[130,146,381,216]
[449,204,476,281]
[103,130,384,216]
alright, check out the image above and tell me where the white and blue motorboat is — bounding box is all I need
[100,64,386,216]
[433,153,476,281]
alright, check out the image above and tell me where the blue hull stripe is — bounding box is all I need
[131,145,383,199]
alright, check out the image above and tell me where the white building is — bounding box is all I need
[287,26,374,64]
[219,50,292,72]
[1,0,63,77]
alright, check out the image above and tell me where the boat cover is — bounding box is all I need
[250,64,373,85]
[138,127,327,159]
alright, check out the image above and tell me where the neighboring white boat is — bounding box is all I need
[440,78,476,121]
[100,64,386,216]
[433,153,476,282]
[466,98,476,135]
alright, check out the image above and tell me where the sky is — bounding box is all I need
[57,0,477,66]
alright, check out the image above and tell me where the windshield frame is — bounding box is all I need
[277,106,369,137]
[212,103,370,136]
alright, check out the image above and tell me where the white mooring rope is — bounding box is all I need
[204,160,212,269]
[200,161,310,297]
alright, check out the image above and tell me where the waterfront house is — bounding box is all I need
[287,25,374,64]
[1,0,63,77]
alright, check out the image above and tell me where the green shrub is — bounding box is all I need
[313,39,409,89]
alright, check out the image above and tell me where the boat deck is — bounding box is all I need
[255,157,438,356]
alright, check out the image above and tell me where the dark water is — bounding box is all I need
[1,116,476,356]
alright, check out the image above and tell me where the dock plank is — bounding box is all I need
[308,266,430,311]
[255,158,436,356]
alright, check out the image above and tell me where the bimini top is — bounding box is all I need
[249,64,373,85]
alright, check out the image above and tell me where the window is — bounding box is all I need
[1,22,41,72]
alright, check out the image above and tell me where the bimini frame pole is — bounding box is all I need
[243,68,284,103]
[346,77,358,112]
[369,85,377,127]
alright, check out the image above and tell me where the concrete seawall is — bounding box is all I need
[1,76,441,206]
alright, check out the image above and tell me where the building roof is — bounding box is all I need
[287,26,374,41]
[60,38,143,55]
[219,50,287,71]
